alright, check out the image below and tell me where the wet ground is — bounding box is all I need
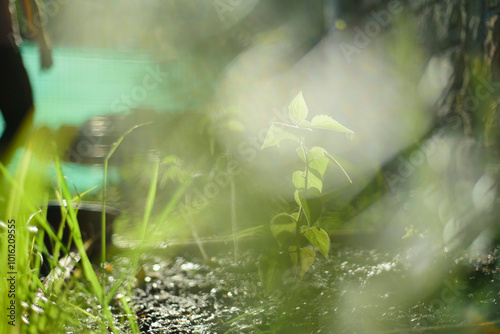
[99,244,500,333]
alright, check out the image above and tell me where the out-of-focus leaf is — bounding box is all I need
[310,115,354,133]
[292,171,304,190]
[310,157,329,178]
[299,247,316,277]
[296,190,323,225]
[223,119,245,132]
[292,170,323,193]
[289,245,299,266]
[289,246,316,277]
[270,213,296,248]
[288,91,308,124]
[258,253,287,295]
[302,226,330,258]
[296,147,329,178]
[299,120,312,128]
[314,146,352,183]
[262,124,299,149]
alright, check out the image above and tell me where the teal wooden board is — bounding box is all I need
[18,43,189,128]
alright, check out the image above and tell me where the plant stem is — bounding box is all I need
[300,141,309,201]
[323,150,352,183]
[295,206,302,266]
[227,145,238,262]
[274,122,312,131]
[291,141,310,274]
[102,122,152,264]
[184,193,209,261]
[102,159,108,264]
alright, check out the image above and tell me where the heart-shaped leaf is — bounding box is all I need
[258,253,288,295]
[270,213,296,248]
[289,246,316,278]
[296,190,323,225]
[292,170,323,193]
[292,171,305,190]
[309,157,329,178]
[289,205,307,227]
[299,247,316,277]
[302,226,330,258]
[296,146,329,178]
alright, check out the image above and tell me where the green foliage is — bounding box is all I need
[310,115,354,133]
[289,246,315,278]
[258,252,289,295]
[295,190,322,226]
[262,124,300,149]
[293,169,323,192]
[261,91,353,291]
[270,213,296,248]
[301,226,330,258]
[288,91,309,124]
[0,148,141,334]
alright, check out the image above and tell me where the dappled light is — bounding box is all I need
[1,1,500,333]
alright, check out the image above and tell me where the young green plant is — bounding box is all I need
[261,91,354,281]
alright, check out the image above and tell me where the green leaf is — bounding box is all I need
[162,155,180,165]
[308,147,329,177]
[258,253,287,295]
[313,146,352,183]
[270,213,296,248]
[292,171,304,189]
[290,209,307,227]
[297,190,323,225]
[262,124,299,149]
[310,115,354,133]
[289,246,316,278]
[296,146,321,162]
[402,225,418,239]
[288,91,308,124]
[299,120,312,128]
[289,245,299,266]
[292,170,323,193]
[294,189,301,207]
[310,157,329,178]
[300,247,316,277]
[307,146,325,161]
[223,119,245,132]
[296,147,306,162]
[296,146,329,178]
[302,227,330,258]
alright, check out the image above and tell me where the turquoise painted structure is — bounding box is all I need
[3,43,193,193]
[16,43,189,129]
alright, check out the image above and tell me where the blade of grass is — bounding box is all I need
[53,153,122,334]
[71,184,99,202]
[120,289,140,334]
[53,153,103,297]
[66,301,106,325]
[227,145,238,262]
[156,181,191,225]
[140,160,159,249]
[101,122,152,265]
[124,160,159,304]
[0,163,61,243]
[184,193,209,261]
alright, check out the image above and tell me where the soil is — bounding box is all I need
[101,245,500,334]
